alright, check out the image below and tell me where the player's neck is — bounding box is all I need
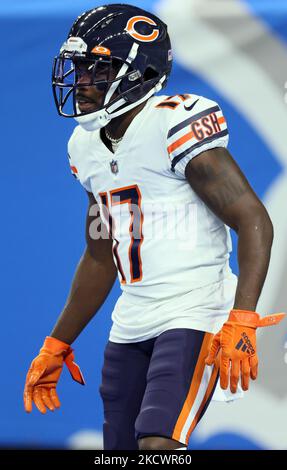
[105,101,147,140]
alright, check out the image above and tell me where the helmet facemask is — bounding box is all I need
[52,44,162,121]
[52,53,141,118]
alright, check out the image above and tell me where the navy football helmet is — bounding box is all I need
[52,3,172,130]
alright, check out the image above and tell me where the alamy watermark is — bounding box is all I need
[88,199,198,250]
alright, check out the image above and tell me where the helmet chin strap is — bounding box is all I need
[104,42,139,106]
[108,75,166,117]
[75,41,165,132]
[74,74,166,132]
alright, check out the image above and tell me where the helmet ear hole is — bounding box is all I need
[118,66,159,103]
[111,58,123,74]
[118,74,142,101]
[143,67,159,81]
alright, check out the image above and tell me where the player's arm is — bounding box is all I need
[185,146,272,311]
[50,190,117,344]
[24,191,117,413]
[185,147,285,392]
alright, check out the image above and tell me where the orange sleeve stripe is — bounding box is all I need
[70,165,78,174]
[167,131,194,154]
[172,333,213,443]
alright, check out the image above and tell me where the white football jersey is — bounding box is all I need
[68,94,237,343]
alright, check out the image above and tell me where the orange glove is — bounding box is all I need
[205,309,285,394]
[24,336,85,414]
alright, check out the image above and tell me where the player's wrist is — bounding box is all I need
[39,337,84,385]
[227,309,260,328]
[41,336,73,355]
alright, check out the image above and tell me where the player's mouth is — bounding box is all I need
[76,96,99,113]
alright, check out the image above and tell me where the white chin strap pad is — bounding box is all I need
[74,106,111,132]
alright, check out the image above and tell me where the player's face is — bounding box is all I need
[75,59,119,113]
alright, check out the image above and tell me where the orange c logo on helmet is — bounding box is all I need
[91,46,111,56]
[125,16,159,42]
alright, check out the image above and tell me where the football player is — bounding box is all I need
[24,4,285,450]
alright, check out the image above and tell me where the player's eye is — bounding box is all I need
[94,81,108,91]
[75,61,95,77]
[95,62,110,75]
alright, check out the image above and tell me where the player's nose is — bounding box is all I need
[76,72,92,86]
